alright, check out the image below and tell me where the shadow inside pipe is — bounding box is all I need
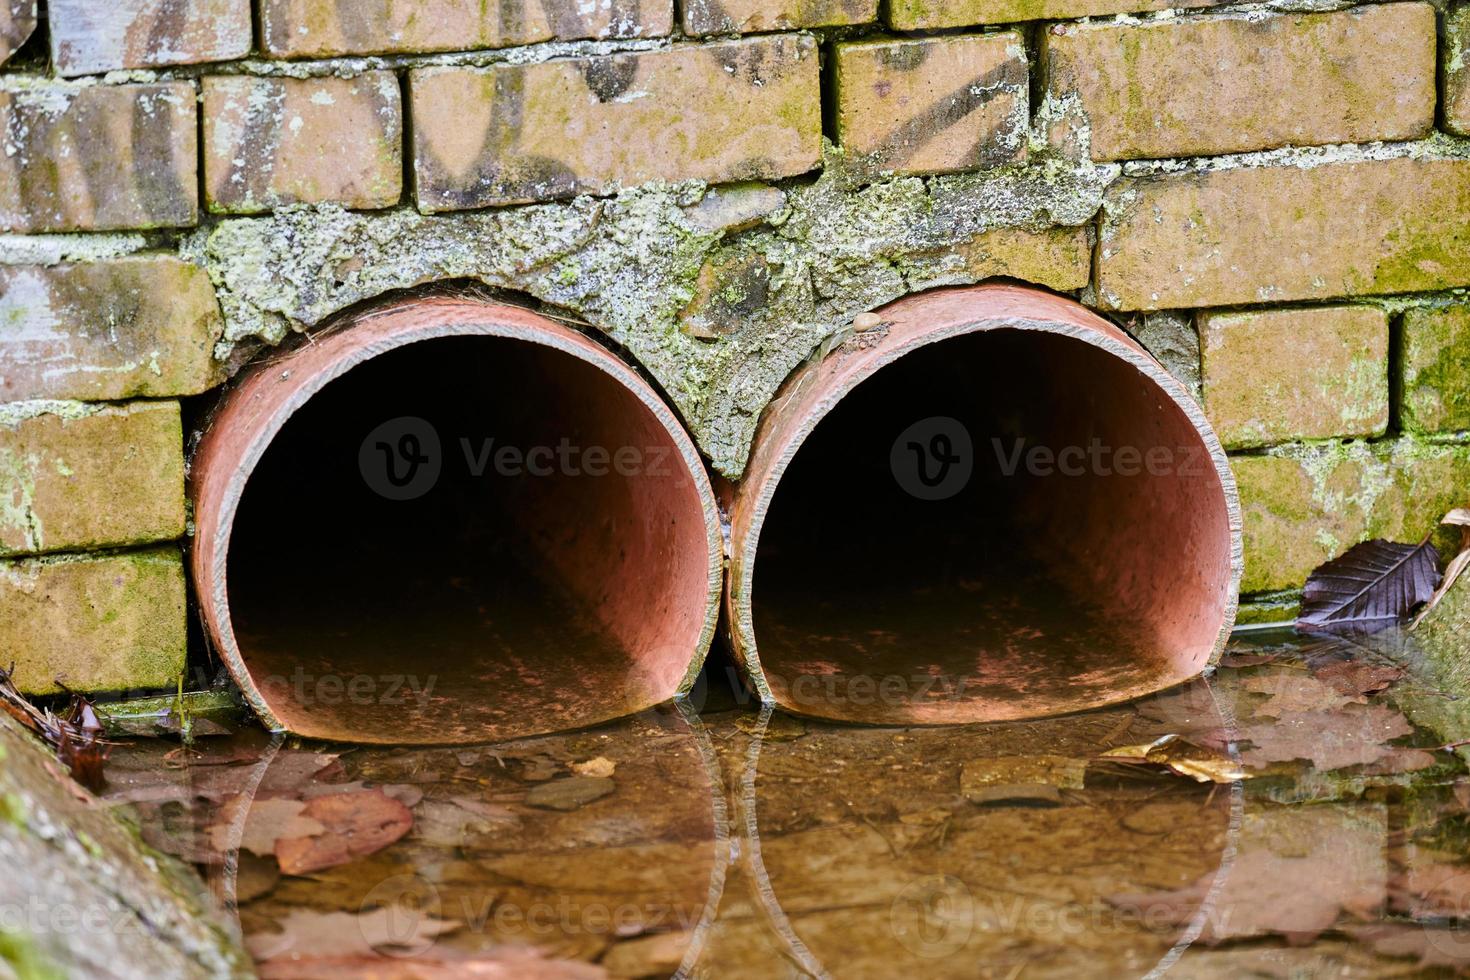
[752,328,1232,724]
[227,335,710,744]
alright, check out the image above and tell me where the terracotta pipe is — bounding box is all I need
[725,284,1242,724]
[191,296,722,745]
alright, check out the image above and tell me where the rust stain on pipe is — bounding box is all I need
[725,284,1243,725]
[191,296,723,745]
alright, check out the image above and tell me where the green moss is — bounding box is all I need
[0,930,65,980]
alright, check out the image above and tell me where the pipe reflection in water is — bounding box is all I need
[103,708,727,977]
[190,297,723,745]
[727,285,1242,724]
[98,627,1469,976]
[734,677,1243,978]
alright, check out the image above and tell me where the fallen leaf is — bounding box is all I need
[1239,703,1415,771]
[1243,673,1363,718]
[524,776,614,811]
[1100,735,1246,783]
[247,907,460,962]
[211,797,326,856]
[275,789,413,875]
[1311,660,1405,697]
[571,756,616,778]
[411,797,517,847]
[1110,804,1385,945]
[1298,538,1440,633]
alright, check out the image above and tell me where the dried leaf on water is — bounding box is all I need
[1110,804,1386,945]
[1298,539,1441,633]
[1311,660,1405,698]
[210,797,326,857]
[246,907,461,962]
[1243,673,1364,718]
[275,789,414,875]
[1099,735,1246,783]
[1238,703,1415,771]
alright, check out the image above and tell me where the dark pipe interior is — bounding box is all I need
[228,335,709,744]
[754,328,1230,723]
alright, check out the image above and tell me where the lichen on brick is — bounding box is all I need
[186,144,1115,476]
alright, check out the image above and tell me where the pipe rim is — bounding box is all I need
[728,286,1243,715]
[192,298,724,740]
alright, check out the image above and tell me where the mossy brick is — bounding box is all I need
[0,546,186,695]
[1042,5,1435,162]
[1098,154,1470,311]
[0,401,185,557]
[1233,439,1470,593]
[683,0,875,35]
[833,33,1028,177]
[0,0,35,66]
[888,0,1223,30]
[48,0,250,77]
[1200,305,1389,450]
[0,256,224,401]
[204,73,403,214]
[953,224,1091,292]
[1400,304,1470,434]
[411,36,821,210]
[261,0,672,58]
[0,81,197,233]
[1448,3,1470,136]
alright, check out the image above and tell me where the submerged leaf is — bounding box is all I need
[1298,539,1441,633]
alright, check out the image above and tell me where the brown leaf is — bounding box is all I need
[1111,805,1385,945]
[1243,673,1363,718]
[1239,703,1415,771]
[275,789,413,875]
[1311,660,1405,697]
[247,907,460,962]
[1299,538,1441,633]
[211,796,326,857]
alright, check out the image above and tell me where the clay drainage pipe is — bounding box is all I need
[191,297,722,745]
[726,284,1242,725]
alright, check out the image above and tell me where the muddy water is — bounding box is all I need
[103,627,1470,978]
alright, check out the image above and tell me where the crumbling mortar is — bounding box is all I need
[182,142,1115,477]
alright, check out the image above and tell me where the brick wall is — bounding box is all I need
[1,0,1468,690]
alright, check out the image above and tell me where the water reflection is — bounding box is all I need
[100,627,1470,977]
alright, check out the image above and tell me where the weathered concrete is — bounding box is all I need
[188,149,1114,477]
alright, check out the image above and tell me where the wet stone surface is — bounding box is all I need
[98,626,1470,978]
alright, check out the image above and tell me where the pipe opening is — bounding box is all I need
[750,323,1235,724]
[203,305,720,744]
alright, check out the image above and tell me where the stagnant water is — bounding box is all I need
[102,627,1470,978]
